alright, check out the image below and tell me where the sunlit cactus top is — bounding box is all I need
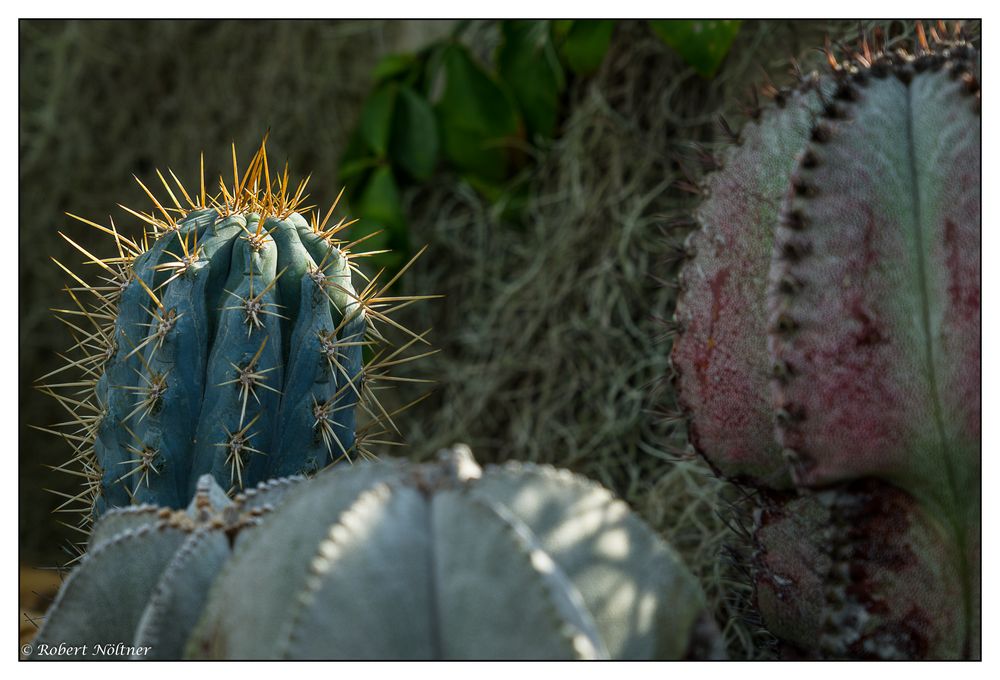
[39,136,434,542]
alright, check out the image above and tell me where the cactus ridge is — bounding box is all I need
[769,29,981,502]
[670,24,980,659]
[187,447,720,660]
[754,480,973,659]
[132,528,231,659]
[38,137,435,546]
[30,523,190,659]
[672,77,830,488]
[766,34,980,658]
[477,458,712,657]
[29,473,293,660]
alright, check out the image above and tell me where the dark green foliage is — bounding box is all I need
[553,20,616,75]
[435,43,521,181]
[359,85,397,157]
[390,86,439,180]
[649,20,742,77]
[373,52,420,83]
[497,21,566,139]
[341,18,747,254]
[341,21,569,263]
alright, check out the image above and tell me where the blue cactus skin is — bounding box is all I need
[94,208,367,510]
[43,140,432,533]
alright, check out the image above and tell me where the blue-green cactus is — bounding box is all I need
[40,139,431,530]
[28,448,723,660]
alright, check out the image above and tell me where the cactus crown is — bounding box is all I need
[39,136,434,548]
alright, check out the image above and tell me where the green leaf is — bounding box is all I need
[338,155,380,188]
[373,53,418,84]
[338,128,378,194]
[496,20,564,138]
[446,128,510,182]
[389,86,439,181]
[351,166,407,273]
[340,125,369,166]
[435,44,519,136]
[434,44,520,182]
[462,173,506,204]
[558,20,615,75]
[551,20,573,42]
[359,84,398,157]
[648,20,742,78]
[354,165,405,231]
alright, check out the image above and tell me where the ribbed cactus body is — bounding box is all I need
[43,140,426,527]
[673,83,830,488]
[29,474,304,660]
[753,482,975,659]
[93,209,364,513]
[670,30,980,659]
[29,449,722,661]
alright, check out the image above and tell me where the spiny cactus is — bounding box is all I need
[670,25,980,659]
[29,447,722,660]
[38,137,433,537]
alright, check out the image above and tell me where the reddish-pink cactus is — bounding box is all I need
[673,85,828,489]
[671,27,980,659]
[770,56,981,507]
[754,483,977,659]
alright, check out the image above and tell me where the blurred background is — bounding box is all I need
[20,18,948,656]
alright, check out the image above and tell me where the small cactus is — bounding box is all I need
[39,137,432,531]
[670,25,980,659]
[29,448,722,660]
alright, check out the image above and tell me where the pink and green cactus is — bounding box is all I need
[671,25,980,659]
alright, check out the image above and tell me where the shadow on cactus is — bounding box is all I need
[36,136,436,552]
[29,448,724,660]
[669,23,980,659]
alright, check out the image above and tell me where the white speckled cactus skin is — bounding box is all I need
[30,447,723,660]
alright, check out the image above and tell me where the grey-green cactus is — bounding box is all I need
[28,447,722,660]
[39,138,431,531]
[28,473,305,660]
